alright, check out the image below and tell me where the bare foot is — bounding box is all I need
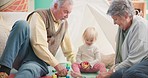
[71,71,82,78]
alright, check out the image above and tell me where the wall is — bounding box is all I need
[146,0,148,20]
[34,0,53,10]
[28,0,34,12]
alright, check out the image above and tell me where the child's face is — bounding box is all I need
[85,38,95,45]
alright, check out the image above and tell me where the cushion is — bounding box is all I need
[0,0,28,12]
[100,53,115,69]
[0,15,10,57]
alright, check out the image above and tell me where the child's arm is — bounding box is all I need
[89,47,101,67]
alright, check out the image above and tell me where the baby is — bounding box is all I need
[71,27,106,78]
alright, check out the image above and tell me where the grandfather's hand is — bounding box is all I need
[54,64,68,77]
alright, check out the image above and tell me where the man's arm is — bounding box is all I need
[29,13,69,76]
[61,31,76,63]
[28,13,59,67]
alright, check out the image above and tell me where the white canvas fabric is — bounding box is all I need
[68,0,117,54]
[56,0,118,63]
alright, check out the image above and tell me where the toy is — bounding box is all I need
[66,63,71,71]
[81,61,90,69]
[52,63,71,77]
[52,70,56,72]
[52,74,57,78]
[66,75,70,78]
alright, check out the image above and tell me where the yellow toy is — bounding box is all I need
[81,61,91,69]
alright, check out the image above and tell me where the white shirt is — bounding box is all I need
[76,44,101,67]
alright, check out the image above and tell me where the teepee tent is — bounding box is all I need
[68,0,118,53]
[56,0,118,62]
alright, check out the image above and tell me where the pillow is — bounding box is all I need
[0,0,28,12]
[100,53,115,69]
[0,15,10,57]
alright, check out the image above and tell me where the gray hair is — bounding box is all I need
[52,0,73,8]
[107,0,134,17]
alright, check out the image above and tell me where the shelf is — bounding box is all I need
[132,1,146,18]
[107,0,147,18]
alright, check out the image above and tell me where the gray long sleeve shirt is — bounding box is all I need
[115,15,148,70]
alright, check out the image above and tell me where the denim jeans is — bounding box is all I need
[110,59,148,78]
[123,59,148,78]
[0,20,48,78]
[110,67,129,78]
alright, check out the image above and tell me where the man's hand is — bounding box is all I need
[54,64,68,77]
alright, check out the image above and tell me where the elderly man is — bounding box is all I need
[0,0,75,78]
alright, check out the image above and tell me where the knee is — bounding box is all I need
[19,63,41,75]
[110,72,121,78]
[99,63,106,67]
[110,69,124,78]
[122,70,137,78]
[94,63,106,68]
[13,20,29,31]
[16,68,39,78]
[16,62,47,78]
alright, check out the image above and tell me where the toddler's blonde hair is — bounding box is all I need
[83,27,98,42]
